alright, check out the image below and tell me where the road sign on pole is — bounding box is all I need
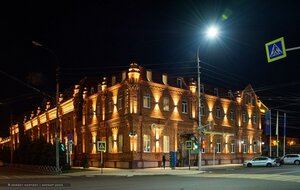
[97,141,106,152]
[185,140,193,150]
[265,37,287,63]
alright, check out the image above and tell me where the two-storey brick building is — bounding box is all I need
[2,63,268,168]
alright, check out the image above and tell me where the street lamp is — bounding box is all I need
[197,25,219,171]
[32,41,61,173]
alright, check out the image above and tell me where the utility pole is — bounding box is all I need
[197,48,202,171]
[32,41,61,173]
[55,67,60,173]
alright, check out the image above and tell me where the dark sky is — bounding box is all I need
[1,0,300,138]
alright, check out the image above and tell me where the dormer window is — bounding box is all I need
[162,74,168,85]
[122,71,126,81]
[146,70,152,81]
[200,84,205,93]
[177,78,183,88]
[214,88,219,97]
[112,76,116,86]
[244,95,248,105]
[90,87,94,94]
[251,97,255,106]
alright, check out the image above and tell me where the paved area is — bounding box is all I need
[63,164,243,177]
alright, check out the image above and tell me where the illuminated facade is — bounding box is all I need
[2,63,268,168]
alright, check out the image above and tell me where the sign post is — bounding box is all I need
[67,134,73,166]
[186,140,192,170]
[97,141,106,174]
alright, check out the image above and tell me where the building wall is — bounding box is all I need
[4,63,267,168]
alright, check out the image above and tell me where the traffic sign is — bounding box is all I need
[68,140,73,152]
[265,37,287,63]
[185,140,193,150]
[97,141,106,152]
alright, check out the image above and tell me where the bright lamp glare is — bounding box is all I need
[206,26,219,39]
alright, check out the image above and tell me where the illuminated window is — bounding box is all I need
[163,97,169,111]
[230,140,235,153]
[143,135,150,152]
[146,70,152,81]
[200,104,205,116]
[162,74,168,85]
[182,100,188,113]
[242,112,247,123]
[253,115,257,124]
[216,108,221,118]
[108,101,112,113]
[177,78,182,88]
[163,136,169,153]
[118,97,123,110]
[118,134,123,153]
[216,139,221,153]
[230,110,235,121]
[143,94,150,108]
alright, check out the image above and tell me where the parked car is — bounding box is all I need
[269,156,281,166]
[280,154,300,165]
[0,160,4,167]
[244,156,277,167]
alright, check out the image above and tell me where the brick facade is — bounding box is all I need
[1,63,268,168]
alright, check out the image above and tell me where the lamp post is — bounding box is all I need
[32,41,60,173]
[197,25,219,171]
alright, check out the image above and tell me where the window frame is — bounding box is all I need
[163,97,170,111]
[143,134,151,152]
[143,94,151,108]
[216,107,221,118]
[182,100,188,114]
[118,96,123,110]
[163,136,170,153]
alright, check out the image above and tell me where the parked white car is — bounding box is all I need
[280,154,300,165]
[244,156,277,167]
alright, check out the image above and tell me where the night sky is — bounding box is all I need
[1,0,300,138]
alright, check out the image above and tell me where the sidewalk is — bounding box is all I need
[62,164,242,177]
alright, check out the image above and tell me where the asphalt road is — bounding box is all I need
[0,165,300,190]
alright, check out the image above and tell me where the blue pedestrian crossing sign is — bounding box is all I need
[265,37,287,63]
